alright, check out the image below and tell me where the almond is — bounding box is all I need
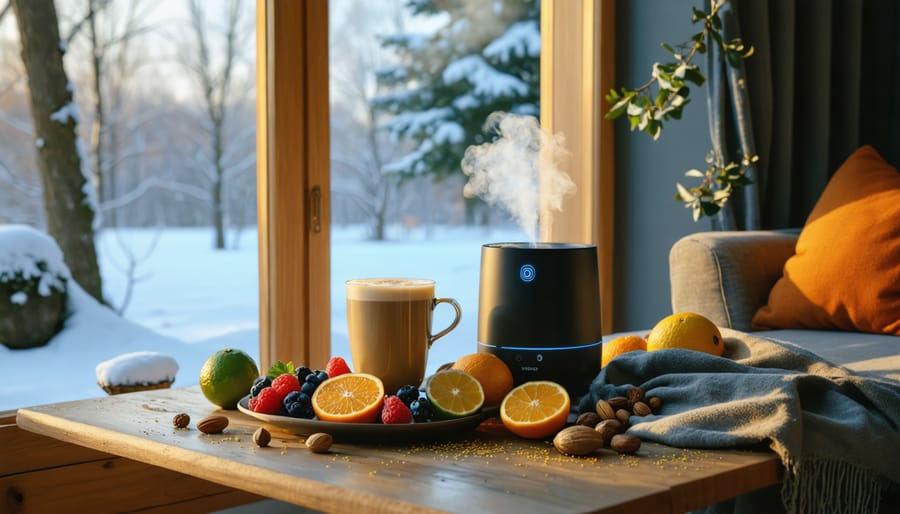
[553,425,605,456]
[595,418,624,444]
[626,386,645,406]
[575,412,601,428]
[306,432,333,453]
[196,415,229,434]
[632,401,652,417]
[608,396,629,410]
[648,396,662,413]
[253,427,271,447]
[610,433,641,454]
[595,399,616,421]
[615,408,631,425]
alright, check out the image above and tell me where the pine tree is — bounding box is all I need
[372,0,539,223]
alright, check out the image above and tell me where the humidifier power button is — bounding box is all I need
[519,264,536,283]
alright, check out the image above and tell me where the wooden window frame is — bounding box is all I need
[255,0,615,371]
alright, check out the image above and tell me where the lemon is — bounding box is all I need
[646,312,724,357]
[425,370,485,419]
[199,348,259,409]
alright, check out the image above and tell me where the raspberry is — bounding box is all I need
[325,356,352,378]
[252,387,284,415]
[381,395,413,424]
[272,373,300,397]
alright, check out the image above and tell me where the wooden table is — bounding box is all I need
[15,386,781,514]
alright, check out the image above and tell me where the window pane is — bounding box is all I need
[0,0,258,410]
[328,0,538,388]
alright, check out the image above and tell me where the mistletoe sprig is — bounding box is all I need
[604,0,756,221]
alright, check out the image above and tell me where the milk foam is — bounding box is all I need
[345,278,435,301]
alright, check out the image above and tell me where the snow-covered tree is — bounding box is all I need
[371,0,539,224]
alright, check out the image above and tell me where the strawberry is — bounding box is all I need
[325,356,352,378]
[271,373,300,397]
[252,387,284,415]
[381,395,413,424]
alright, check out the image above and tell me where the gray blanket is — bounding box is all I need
[578,329,900,514]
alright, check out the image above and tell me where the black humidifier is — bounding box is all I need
[476,242,602,398]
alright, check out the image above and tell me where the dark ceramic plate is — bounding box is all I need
[237,395,498,443]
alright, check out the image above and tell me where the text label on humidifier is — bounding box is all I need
[519,264,536,283]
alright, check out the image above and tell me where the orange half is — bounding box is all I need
[500,381,570,439]
[311,373,385,423]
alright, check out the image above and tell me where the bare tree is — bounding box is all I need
[181,0,252,249]
[11,0,103,302]
[330,0,406,240]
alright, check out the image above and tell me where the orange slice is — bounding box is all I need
[425,369,485,419]
[311,373,385,423]
[500,381,570,439]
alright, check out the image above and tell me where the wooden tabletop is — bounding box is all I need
[16,386,781,514]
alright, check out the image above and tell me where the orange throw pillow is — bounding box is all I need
[752,145,900,335]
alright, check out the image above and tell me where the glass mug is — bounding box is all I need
[345,278,462,395]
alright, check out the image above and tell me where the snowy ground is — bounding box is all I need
[1,224,527,411]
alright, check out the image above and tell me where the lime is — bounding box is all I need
[199,348,259,409]
[425,369,484,420]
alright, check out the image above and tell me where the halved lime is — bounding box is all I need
[425,369,485,419]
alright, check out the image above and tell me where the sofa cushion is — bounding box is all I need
[752,145,900,335]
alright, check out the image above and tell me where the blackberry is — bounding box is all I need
[410,397,434,422]
[250,376,271,398]
[396,385,420,407]
[294,366,313,382]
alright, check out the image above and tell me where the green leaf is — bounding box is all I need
[700,200,721,216]
[711,13,722,31]
[726,50,743,68]
[605,92,635,120]
[683,67,706,86]
[691,7,706,22]
[267,360,295,378]
[661,42,676,55]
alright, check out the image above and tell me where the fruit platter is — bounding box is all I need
[230,356,501,442]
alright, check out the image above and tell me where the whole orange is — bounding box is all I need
[450,353,514,407]
[646,312,724,357]
[601,335,647,367]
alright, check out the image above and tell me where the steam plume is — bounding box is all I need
[461,112,575,242]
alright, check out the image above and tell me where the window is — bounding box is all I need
[256,0,614,372]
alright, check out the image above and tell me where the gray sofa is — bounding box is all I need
[669,230,899,382]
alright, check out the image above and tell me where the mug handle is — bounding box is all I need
[429,297,462,347]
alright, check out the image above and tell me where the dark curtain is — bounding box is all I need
[732,0,900,229]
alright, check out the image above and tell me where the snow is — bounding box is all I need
[0,225,70,304]
[50,101,80,125]
[483,21,540,63]
[443,55,528,98]
[1,224,527,411]
[95,351,179,386]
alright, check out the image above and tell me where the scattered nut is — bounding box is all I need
[306,432,333,453]
[595,418,624,444]
[253,427,271,447]
[575,412,601,428]
[632,401,652,417]
[615,408,631,425]
[648,396,662,413]
[172,413,190,429]
[594,399,616,421]
[553,425,605,456]
[608,396,629,410]
[196,415,229,434]
[626,386,645,406]
[610,433,642,454]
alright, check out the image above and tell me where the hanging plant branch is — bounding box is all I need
[604,0,756,222]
